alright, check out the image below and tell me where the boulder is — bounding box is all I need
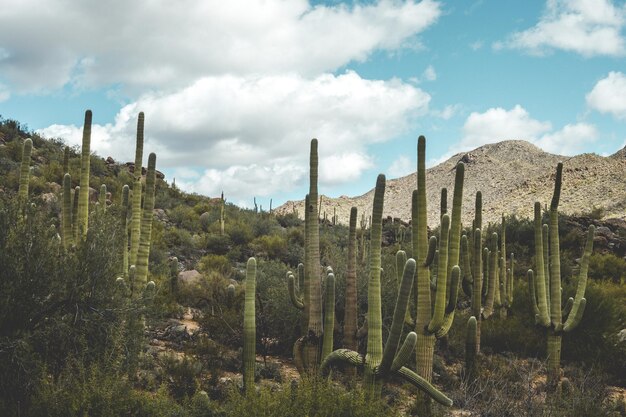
[178,269,202,286]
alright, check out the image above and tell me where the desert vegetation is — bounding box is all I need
[0,112,625,416]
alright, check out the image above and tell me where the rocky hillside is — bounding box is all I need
[276,140,626,226]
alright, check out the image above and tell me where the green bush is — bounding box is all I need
[223,377,395,417]
[588,252,626,283]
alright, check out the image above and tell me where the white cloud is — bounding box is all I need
[469,40,484,50]
[0,0,442,94]
[535,122,598,155]
[586,71,626,119]
[0,83,9,102]
[431,104,461,120]
[387,155,414,178]
[38,71,430,201]
[432,105,598,164]
[461,105,552,150]
[499,0,626,57]
[422,65,437,81]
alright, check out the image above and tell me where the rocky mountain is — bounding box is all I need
[276,140,626,227]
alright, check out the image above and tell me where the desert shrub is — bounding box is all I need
[275,212,301,228]
[226,220,254,246]
[251,234,287,260]
[588,252,626,283]
[198,254,232,276]
[223,377,395,417]
[561,280,626,384]
[205,234,231,255]
[169,205,200,231]
[159,353,203,400]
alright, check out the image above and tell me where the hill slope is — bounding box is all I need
[276,140,626,226]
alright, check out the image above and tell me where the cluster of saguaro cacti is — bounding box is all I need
[287,139,338,374]
[411,136,464,391]
[321,174,452,406]
[243,257,257,395]
[527,163,595,389]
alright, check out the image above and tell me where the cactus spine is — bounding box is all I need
[243,257,256,395]
[62,173,73,249]
[77,110,92,239]
[130,112,144,266]
[18,138,33,201]
[135,153,157,291]
[321,174,452,407]
[527,163,595,389]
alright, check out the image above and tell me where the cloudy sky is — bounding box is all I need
[1,0,626,207]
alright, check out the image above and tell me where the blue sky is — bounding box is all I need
[1,0,626,208]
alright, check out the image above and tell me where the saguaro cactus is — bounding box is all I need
[527,163,595,389]
[412,136,464,415]
[77,110,92,239]
[99,184,107,213]
[288,139,330,373]
[343,207,358,352]
[135,153,157,291]
[18,138,33,201]
[243,257,257,395]
[130,112,145,266]
[321,174,452,407]
[321,268,335,361]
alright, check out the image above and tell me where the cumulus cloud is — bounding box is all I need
[498,0,626,57]
[422,65,437,81]
[38,71,430,201]
[0,0,441,94]
[586,71,626,119]
[431,105,598,164]
[460,105,552,150]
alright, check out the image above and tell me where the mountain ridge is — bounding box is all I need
[275,139,626,226]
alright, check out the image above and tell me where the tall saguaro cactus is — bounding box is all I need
[411,136,464,415]
[343,207,358,352]
[77,110,92,239]
[243,257,257,395]
[121,185,130,278]
[527,163,595,389]
[321,174,452,407]
[18,138,33,201]
[129,112,144,267]
[288,139,333,373]
[135,153,157,291]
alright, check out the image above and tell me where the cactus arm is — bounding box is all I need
[483,234,498,319]
[344,207,358,351]
[424,236,437,267]
[77,110,92,238]
[395,367,453,407]
[533,203,550,326]
[427,214,450,333]
[563,225,595,332]
[482,246,489,297]
[288,272,304,309]
[527,269,541,321]
[440,187,447,216]
[18,138,33,201]
[508,253,515,305]
[243,257,257,395]
[435,266,460,338]
[72,186,80,243]
[414,136,432,332]
[62,145,70,176]
[62,173,73,249]
[320,349,364,374]
[321,272,335,361]
[542,223,551,318]
[396,250,408,287]
[448,164,465,280]
[380,258,416,375]
[563,299,586,332]
[391,332,417,371]
[461,235,473,297]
